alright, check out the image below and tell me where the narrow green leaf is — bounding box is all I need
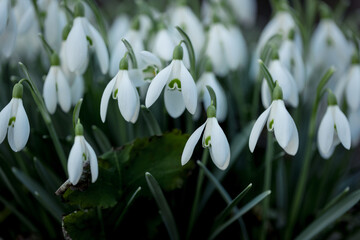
[317,67,335,98]
[295,189,360,240]
[34,157,61,192]
[12,167,63,222]
[145,172,179,240]
[92,125,112,152]
[215,183,253,226]
[0,196,38,232]
[140,105,162,136]
[122,38,138,68]
[319,187,350,216]
[114,186,142,229]
[210,190,271,240]
[206,85,217,108]
[73,98,83,129]
[175,26,196,79]
[258,59,275,93]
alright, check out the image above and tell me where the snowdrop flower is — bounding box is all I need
[100,56,140,123]
[229,0,257,27]
[261,56,299,108]
[43,53,71,114]
[205,23,247,76]
[170,5,205,58]
[250,83,299,155]
[108,15,130,51]
[68,121,98,185]
[317,91,351,159]
[152,26,177,62]
[44,0,66,52]
[110,18,144,77]
[195,60,227,122]
[335,55,360,111]
[65,2,109,74]
[145,45,197,118]
[182,103,230,170]
[0,83,30,152]
[278,29,305,92]
[0,0,17,58]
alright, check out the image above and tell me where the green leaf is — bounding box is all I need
[63,209,101,240]
[206,85,217,108]
[140,105,162,136]
[34,157,62,193]
[210,190,271,240]
[73,98,83,129]
[12,167,63,221]
[317,67,335,98]
[145,172,180,240]
[92,125,112,153]
[258,59,275,93]
[175,26,196,79]
[122,38,138,68]
[295,189,360,240]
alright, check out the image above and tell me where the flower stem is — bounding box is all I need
[260,133,274,240]
[186,148,209,239]
[19,63,67,174]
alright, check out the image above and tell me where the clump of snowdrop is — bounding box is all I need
[182,102,230,170]
[145,44,197,118]
[250,82,299,155]
[65,2,109,75]
[317,90,351,159]
[43,53,71,114]
[100,55,140,123]
[67,120,98,185]
[261,55,299,108]
[195,60,227,122]
[0,83,30,152]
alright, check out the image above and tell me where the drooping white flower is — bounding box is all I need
[229,0,257,27]
[182,104,230,170]
[317,91,351,159]
[335,59,360,111]
[0,83,30,152]
[68,121,98,185]
[100,56,140,123]
[108,15,130,51]
[250,84,299,155]
[43,53,71,114]
[195,60,227,122]
[278,30,305,92]
[261,58,299,108]
[145,45,197,118]
[205,23,247,76]
[152,27,177,62]
[65,2,109,75]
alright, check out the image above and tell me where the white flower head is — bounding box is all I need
[100,56,140,123]
[261,57,299,108]
[0,83,30,152]
[68,121,98,185]
[43,53,71,114]
[182,104,230,170]
[145,45,197,118]
[65,2,109,75]
[250,83,299,155]
[317,91,351,159]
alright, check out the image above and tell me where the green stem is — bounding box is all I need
[260,133,274,240]
[31,0,44,33]
[19,64,67,174]
[251,77,262,120]
[186,148,209,239]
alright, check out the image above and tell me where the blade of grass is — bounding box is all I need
[140,105,162,136]
[317,187,350,217]
[114,187,142,229]
[92,125,112,152]
[34,157,62,192]
[145,172,179,240]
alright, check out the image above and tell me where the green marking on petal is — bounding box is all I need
[82,153,87,161]
[326,37,333,46]
[113,89,118,99]
[205,136,211,147]
[8,117,16,127]
[269,119,274,130]
[168,79,182,90]
[86,36,93,46]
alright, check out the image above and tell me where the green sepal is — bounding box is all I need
[12,83,23,99]
[173,45,183,60]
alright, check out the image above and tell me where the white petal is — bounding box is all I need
[56,69,71,113]
[71,75,84,106]
[181,121,206,166]
[283,116,299,155]
[118,71,140,123]
[334,106,351,149]
[164,87,186,118]
[13,100,29,152]
[43,67,57,114]
[317,107,335,155]
[153,29,175,61]
[209,118,230,170]
[249,105,271,152]
[109,41,126,77]
[261,80,272,108]
[273,100,294,149]
[224,26,247,70]
[346,66,360,111]
[139,50,162,68]
[85,140,98,183]
[0,100,12,143]
[128,69,146,87]
[0,9,17,57]
[180,62,197,114]
[68,136,84,185]
[66,18,88,73]
[145,63,172,108]
[87,21,109,74]
[100,74,117,122]
[7,123,15,151]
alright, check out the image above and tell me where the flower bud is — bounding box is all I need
[205,59,213,72]
[51,53,60,66]
[12,83,23,99]
[272,82,283,100]
[327,90,338,106]
[74,2,85,18]
[119,56,129,70]
[173,45,183,60]
[75,121,84,136]
[207,103,216,118]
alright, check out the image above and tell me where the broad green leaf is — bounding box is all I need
[295,189,360,240]
[146,172,179,240]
